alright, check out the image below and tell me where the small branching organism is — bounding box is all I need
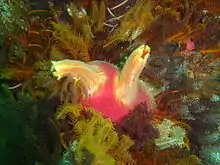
[50,3,94,63]
[186,51,220,99]
[90,0,106,33]
[115,102,159,149]
[154,118,188,150]
[187,101,220,165]
[56,104,134,165]
[104,0,156,49]
[51,22,91,62]
[0,9,56,98]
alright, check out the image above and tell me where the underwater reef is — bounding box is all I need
[0,0,220,165]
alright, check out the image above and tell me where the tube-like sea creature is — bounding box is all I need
[51,44,160,122]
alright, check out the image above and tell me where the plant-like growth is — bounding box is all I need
[51,3,94,63]
[154,118,188,150]
[90,0,106,33]
[56,104,135,164]
[115,102,159,149]
[104,0,156,49]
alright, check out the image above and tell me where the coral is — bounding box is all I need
[143,42,220,120]
[153,88,188,121]
[115,102,159,149]
[154,118,187,150]
[56,104,134,164]
[187,101,220,164]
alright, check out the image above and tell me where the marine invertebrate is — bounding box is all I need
[115,102,159,149]
[51,44,160,122]
[90,0,106,33]
[104,0,132,32]
[186,50,220,98]
[104,0,156,49]
[154,118,187,150]
[50,2,94,62]
[51,21,91,62]
[187,101,220,165]
[56,104,134,164]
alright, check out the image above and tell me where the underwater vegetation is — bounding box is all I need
[0,0,220,165]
